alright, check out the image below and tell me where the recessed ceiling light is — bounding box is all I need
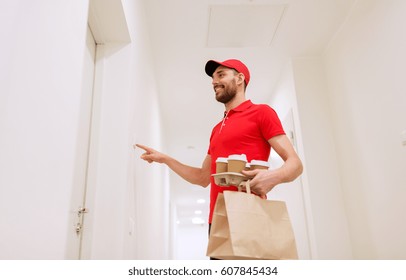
[197,199,206,204]
[194,210,202,215]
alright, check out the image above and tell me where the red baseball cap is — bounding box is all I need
[205,59,250,86]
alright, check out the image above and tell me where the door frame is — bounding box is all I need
[68,0,131,259]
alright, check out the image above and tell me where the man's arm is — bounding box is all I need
[242,135,303,196]
[135,144,211,187]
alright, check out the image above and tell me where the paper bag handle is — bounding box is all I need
[238,180,251,194]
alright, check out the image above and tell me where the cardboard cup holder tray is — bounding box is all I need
[212,172,248,187]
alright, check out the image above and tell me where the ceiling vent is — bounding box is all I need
[207,4,286,48]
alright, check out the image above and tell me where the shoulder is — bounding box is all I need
[250,103,278,116]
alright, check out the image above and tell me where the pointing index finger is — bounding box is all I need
[134,144,152,152]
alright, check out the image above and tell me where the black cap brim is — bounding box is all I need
[205,60,221,77]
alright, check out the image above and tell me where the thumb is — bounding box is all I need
[241,169,259,178]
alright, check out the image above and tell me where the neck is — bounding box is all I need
[225,91,246,112]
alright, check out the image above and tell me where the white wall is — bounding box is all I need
[77,0,170,260]
[0,0,169,259]
[0,0,89,259]
[269,63,316,259]
[292,58,353,259]
[271,0,406,260]
[323,0,406,259]
[270,61,353,259]
[122,0,170,259]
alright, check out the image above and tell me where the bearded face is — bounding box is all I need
[213,76,238,104]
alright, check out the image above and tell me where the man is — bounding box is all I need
[135,58,303,232]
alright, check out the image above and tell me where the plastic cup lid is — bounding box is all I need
[215,157,228,163]
[228,154,247,161]
[250,160,270,167]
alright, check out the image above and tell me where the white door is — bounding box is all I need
[65,25,96,259]
[269,109,312,259]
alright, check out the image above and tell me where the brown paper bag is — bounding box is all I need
[206,181,298,260]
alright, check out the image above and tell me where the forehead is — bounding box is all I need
[213,65,235,76]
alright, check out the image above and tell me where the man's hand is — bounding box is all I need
[134,144,211,187]
[134,144,166,164]
[241,134,303,197]
[242,169,282,197]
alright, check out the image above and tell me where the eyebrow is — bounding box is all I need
[214,68,236,77]
[213,69,225,75]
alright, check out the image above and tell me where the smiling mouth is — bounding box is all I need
[214,85,224,93]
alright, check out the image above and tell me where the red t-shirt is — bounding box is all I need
[207,100,285,223]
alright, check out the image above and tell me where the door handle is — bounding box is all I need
[75,223,82,235]
[78,207,88,216]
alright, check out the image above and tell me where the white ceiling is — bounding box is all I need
[142,0,355,226]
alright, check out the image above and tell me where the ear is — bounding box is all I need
[236,72,245,86]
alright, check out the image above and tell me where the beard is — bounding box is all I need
[214,80,238,104]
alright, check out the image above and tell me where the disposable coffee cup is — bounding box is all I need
[227,154,247,174]
[244,162,250,171]
[215,157,228,173]
[250,160,270,170]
